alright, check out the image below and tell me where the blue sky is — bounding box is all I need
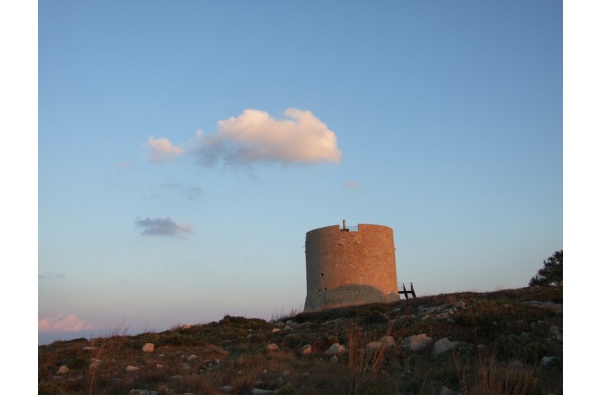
[36,1,564,345]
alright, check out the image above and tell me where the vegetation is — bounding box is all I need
[39,286,562,394]
[529,250,563,287]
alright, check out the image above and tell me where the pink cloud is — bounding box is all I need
[213,108,342,164]
[147,135,185,163]
[146,108,342,166]
[38,313,94,332]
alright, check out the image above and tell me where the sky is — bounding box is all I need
[33,1,567,346]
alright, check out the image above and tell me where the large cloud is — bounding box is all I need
[146,108,342,166]
[38,313,93,332]
[134,217,193,237]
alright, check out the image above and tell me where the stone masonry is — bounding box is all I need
[303,222,399,312]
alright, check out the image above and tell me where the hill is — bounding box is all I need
[38,286,562,394]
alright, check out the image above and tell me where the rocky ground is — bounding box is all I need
[39,286,563,395]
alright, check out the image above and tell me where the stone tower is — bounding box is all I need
[303,221,399,312]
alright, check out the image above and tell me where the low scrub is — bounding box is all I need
[39,286,562,394]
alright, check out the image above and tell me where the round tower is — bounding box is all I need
[303,221,399,312]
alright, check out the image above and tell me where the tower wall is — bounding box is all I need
[304,223,399,312]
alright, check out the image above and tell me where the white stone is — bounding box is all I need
[126,366,140,371]
[300,344,313,355]
[402,334,433,351]
[89,360,101,369]
[187,354,198,361]
[432,337,459,356]
[325,343,347,356]
[266,343,280,351]
[181,324,191,329]
[56,365,69,375]
[272,328,281,333]
[142,343,154,353]
[380,336,396,348]
[540,356,557,366]
[550,325,562,341]
[365,341,384,354]
[441,386,461,395]
[330,355,339,363]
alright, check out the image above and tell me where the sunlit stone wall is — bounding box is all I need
[304,223,399,312]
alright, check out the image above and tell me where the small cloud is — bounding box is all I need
[114,161,140,171]
[38,313,93,332]
[161,182,202,200]
[343,181,360,189]
[38,273,66,280]
[146,108,342,167]
[134,217,193,237]
[147,135,185,163]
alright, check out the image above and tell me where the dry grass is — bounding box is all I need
[39,286,562,395]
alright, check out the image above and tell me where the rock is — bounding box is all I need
[330,355,339,363]
[272,328,281,333]
[325,343,347,356]
[540,356,557,366]
[187,354,198,361]
[125,366,140,371]
[266,343,280,351]
[549,325,562,341]
[300,344,313,355]
[251,389,274,394]
[181,324,191,329]
[142,343,154,353]
[365,341,384,354]
[455,301,466,309]
[418,306,439,315]
[283,325,294,332]
[220,385,233,393]
[441,386,461,395]
[380,336,396,348]
[432,337,459,356]
[402,334,433,351]
[56,365,69,375]
[89,360,101,369]
[83,346,97,350]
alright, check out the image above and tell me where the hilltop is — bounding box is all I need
[38,286,562,395]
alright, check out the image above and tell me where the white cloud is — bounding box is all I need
[134,217,193,237]
[38,313,93,332]
[146,108,342,166]
[147,135,185,163]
